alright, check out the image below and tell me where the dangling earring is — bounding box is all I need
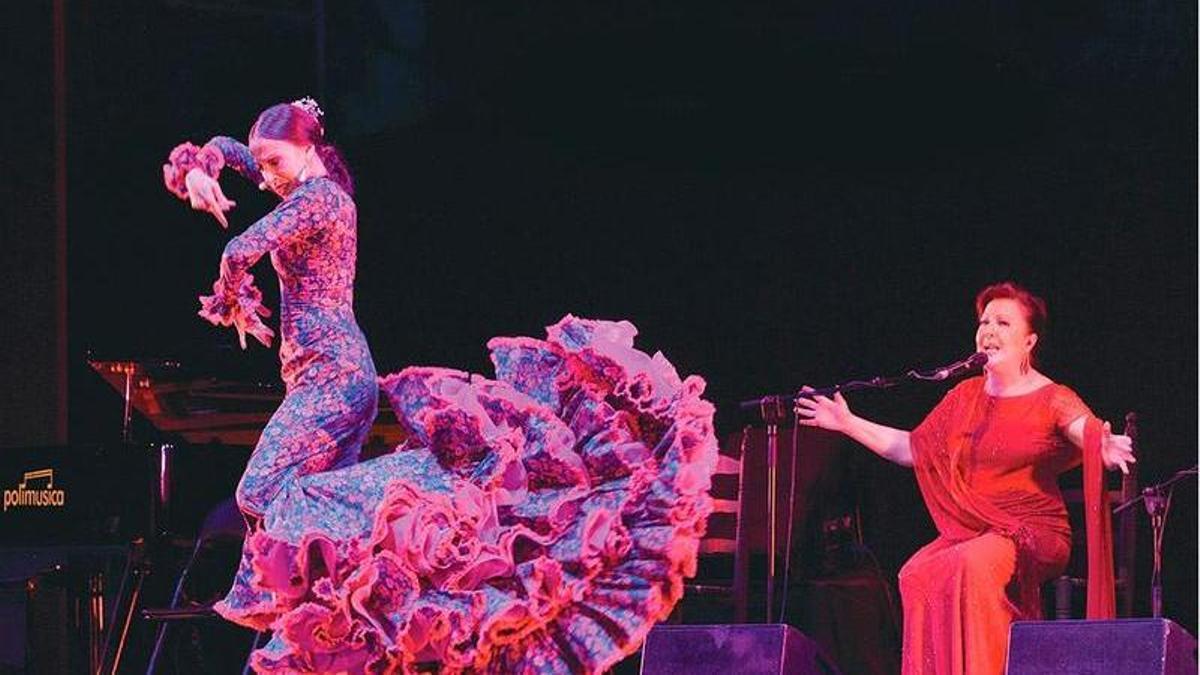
[1019,354,1031,375]
[295,151,311,184]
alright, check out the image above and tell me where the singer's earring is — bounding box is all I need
[1019,354,1031,375]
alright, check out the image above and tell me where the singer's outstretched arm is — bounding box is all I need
[1063,415,1137,474]
[843,415,913,466]
[795,391,913,466]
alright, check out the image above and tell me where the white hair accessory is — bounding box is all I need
[291,96,324,121]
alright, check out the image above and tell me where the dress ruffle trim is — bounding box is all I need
[162,141,226,200]
[214,315,718,673]
[198,272,275,349]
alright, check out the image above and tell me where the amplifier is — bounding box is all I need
[1007,619,1197,675]
[641,624,841,674]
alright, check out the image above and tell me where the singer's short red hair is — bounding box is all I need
[975,281,1047,357]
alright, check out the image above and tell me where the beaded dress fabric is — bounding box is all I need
[901,377,1103,675]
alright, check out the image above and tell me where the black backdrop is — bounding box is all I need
[5,1,1195,632]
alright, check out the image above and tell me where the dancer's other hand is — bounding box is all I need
[236,315,275,350]
[185,168,236,229]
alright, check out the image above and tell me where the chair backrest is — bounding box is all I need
[699,429,747,556]
[690,428,752,622]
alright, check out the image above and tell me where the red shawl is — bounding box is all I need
[1082,417,1115,618]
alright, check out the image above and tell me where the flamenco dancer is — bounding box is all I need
[164,99,718,673]
[796,281,1136,675]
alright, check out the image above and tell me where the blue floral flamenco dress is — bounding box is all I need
[213,315,720,674]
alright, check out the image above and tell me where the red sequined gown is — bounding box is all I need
[902,377,1096,675]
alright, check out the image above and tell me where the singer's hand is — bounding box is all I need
[185,168,236,229]
[794,387,853,432]
[1100,421,1136,474]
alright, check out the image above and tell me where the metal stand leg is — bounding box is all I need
[765,422,778,624]
[1144,487,1167,618]
[145,538,204,674]
[242,631,268,674]
[101,542,149,675]
[758,397,788,623]
[88,571,107,673]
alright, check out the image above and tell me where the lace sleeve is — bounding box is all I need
[162,141,225,200]
[198,272,273,350]
[1051,384,1094,432]
[162,135,263,200]
[196,181,337,348]
[205,136,264,186]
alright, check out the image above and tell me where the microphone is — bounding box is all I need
[926,352,988,381]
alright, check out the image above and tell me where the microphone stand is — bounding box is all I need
[1113,464,1197,618]
[738,361,969,623]
[755,397,787,624]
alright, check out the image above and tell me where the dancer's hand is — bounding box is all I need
[1101,420,1136,474]
[236,314,274,350]
[794,387,853,433]
[185,168,236,229]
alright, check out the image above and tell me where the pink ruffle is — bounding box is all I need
[198,272,274,349]
[217,315,718,673]
[162,141,225,200]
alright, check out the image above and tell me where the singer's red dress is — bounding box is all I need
[901,376,1111,675]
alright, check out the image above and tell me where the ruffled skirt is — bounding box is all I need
[213,316,719,674]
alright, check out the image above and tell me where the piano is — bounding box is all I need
[0,356,408,546]
[86,357,407,450]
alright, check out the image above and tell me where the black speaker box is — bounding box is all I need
[1007,619,1197,675]
[640,624,841,674]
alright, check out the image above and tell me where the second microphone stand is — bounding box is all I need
[1113,463,1197,618]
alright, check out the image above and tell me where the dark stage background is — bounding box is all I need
[5,0,1196,637]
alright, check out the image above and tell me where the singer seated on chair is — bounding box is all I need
[794,281,1136,675]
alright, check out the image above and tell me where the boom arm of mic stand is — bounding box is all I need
[738,374,906,413]
[1113,465,1198,515]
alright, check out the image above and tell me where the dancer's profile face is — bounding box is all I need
[249,135,313,197]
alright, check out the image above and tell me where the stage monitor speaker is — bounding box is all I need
[1007,619,1197,675]
[640,623,841,674]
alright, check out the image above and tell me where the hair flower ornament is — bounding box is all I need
[291,96,324,121]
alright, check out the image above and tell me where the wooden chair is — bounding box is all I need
[678,427,751,623]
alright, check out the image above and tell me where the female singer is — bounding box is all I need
[795,281,1135,675]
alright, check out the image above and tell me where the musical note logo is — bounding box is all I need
[4,468,66,512]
